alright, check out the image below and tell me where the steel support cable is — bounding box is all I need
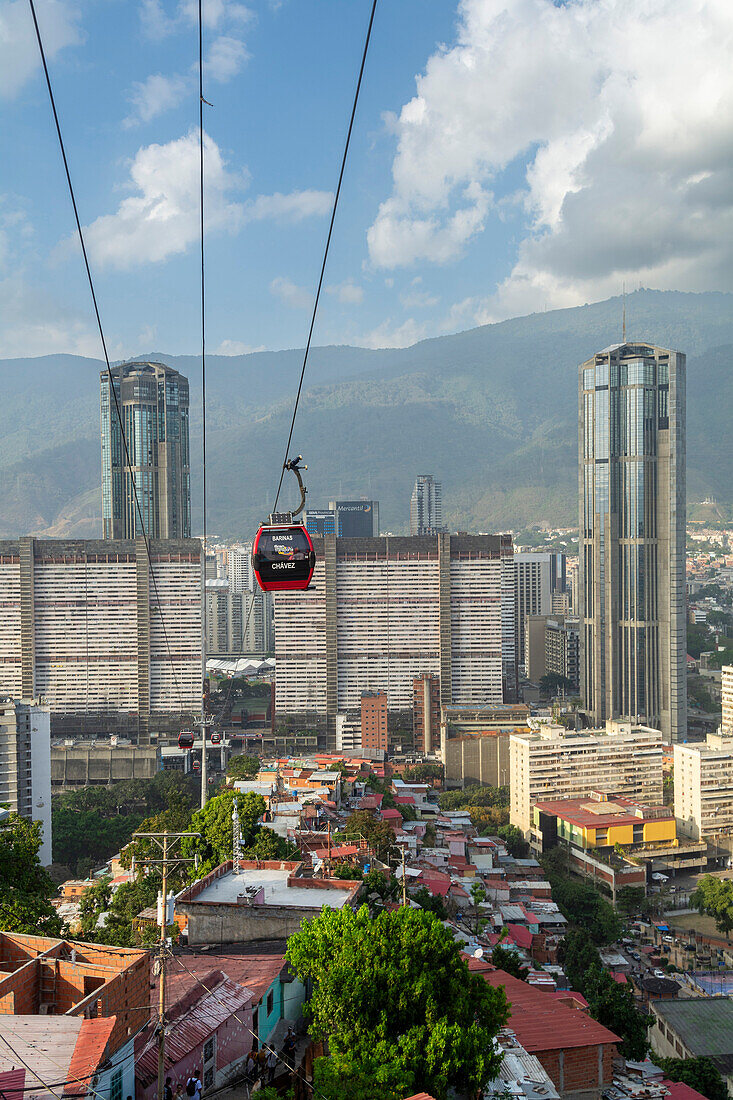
[272,0,378,513]
[198,0,210,806]
[28,0,191,720]
[213,0,379,736]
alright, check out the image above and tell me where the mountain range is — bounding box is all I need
[1,288,731,539]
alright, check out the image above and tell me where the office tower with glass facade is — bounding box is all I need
[101,361,191,539]
[579,342,686,741]
[410,474,443,535]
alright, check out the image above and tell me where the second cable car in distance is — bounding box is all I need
[252,456,316,593]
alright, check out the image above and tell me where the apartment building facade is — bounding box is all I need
[274,533,516,748]
[674,733,733,846]
[0,698,51,864]
[0,537,202,742]
[510,719,664,834]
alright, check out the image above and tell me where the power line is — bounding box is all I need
[169,952,332,1100]
[198,0,210,805]
[28,0,191,723]
[272,0,379,513]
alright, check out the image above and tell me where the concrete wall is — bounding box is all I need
[443,731,510,788]
[179,901,329,947]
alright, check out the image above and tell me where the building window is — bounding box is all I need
[203,1037,215,1063]
[110,1068,123,1100]
[266,989,274,1016]
[204,1066,214,1089]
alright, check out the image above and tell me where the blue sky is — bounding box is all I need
[2,0,732,358]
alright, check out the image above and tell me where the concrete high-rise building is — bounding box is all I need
[0,538,202,742]
[304,509,337,537]
[410,475,443,536]
[0,698,51,865]
[545,616,580,691]
[205,579,273,656]
[413,673,441,754]
[674,733,733,849]
[515,553,565,672]
[721,665,733,734]
[579,342,686,741]
[510,718,664,834]
[274,534,515,748]
[101,361,191,540]
[329,500,380,537]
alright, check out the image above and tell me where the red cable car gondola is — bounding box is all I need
[178,731,194,750]
[192,759,200,771]
[211,731,222,745]
[252,457,316,593]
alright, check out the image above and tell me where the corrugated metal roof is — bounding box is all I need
[136,976,253,1086]
[471,966,620,1051]
[65,1017,116,1097]
[651,997,733,1057]
[0,1070,26,1100]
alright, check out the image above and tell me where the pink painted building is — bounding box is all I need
[135,969,253,1098]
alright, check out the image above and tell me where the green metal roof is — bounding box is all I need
[653,997,733,1057]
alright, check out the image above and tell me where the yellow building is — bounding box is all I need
[532,791,676,850]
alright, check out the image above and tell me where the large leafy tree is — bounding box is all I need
[491,944,528,980]
[542,851,621,943]
[691,876,733,939]
[226,754,261,781]
[656,1058,728,1100]
[0,815,64,936]
[583,966,650,1060]
[558,927,602,992]
[496,824,530,857]
[286,905,508,1100]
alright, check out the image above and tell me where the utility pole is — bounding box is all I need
[132,830,200,1100]
[390,843,407,907]
[195,711,214,809]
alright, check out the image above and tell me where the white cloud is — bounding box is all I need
[356,317,426,349]
[214,338,266,354]
[326,280,364,305]
[369,0,733,316]
[0,274,101,357]
[75,130,246,270]
[246,189,332,223]
[123,72,189,128]
[140,0,252,38]
[206,34,248,80]
[269,276,311,310]
[0,0,81,98]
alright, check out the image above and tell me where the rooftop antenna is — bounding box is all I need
[622,281,627,342]
[232,799,243,873]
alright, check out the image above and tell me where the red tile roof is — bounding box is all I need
[65,1017,116,1097]
[533,796,672,830]
[506,924,533,950]
[473,967,619,1051]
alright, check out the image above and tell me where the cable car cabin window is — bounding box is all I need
[253,525,315,592]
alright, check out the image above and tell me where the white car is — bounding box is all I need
[653,969,667,978]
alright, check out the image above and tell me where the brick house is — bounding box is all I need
[469,963,619,1100]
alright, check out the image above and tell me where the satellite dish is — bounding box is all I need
[473,947,484,959]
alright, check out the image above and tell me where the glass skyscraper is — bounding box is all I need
[100,360,191,539]
[579,342,686,741]
[410,474,443,536]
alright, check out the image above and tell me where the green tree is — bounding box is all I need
[496,824,530,858]
[655,1058,728,1100]
[686,623,710,660]
[186,789,267,875]
[331,864,363,881]
[362,869,399,905]
[542,854,621,944]
[403,764,444,783]
[491,943,528,980]
[79,876,112,938]
[226,754,261,781]
[539,673,573,696]
[412,886,447,919]
[439,785,509,811]
[558,927,602,993]
[95,875,160,947]
[616,885,646,919]
[470,881,488,932]
[342,810,395,860]
[0,815,64,936]
[691,876,733,939]
[583,965,650,1060]
[286,905,509,1100]
[469,805,511,833]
